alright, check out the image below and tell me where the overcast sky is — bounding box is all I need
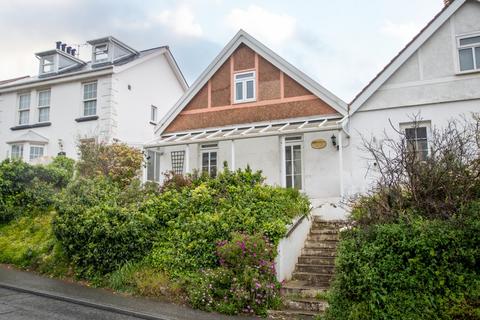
[0,0,444,102]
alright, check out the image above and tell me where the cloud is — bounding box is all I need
[381,20,422,43]
[152,4,203,37]
[225,5,296,45]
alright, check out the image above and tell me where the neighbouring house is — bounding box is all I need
[346,0,480,196]
[145,30,349,203]
[0,36,187,163]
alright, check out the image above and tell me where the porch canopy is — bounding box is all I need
[145,116,344,148]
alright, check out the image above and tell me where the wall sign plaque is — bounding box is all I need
[311,139,327,149]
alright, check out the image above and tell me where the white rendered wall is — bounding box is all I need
[114,54,186,147]
[0,75,113,161]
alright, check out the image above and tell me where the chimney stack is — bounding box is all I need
[56,41,62,50]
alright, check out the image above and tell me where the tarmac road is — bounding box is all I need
[0,287,143,320]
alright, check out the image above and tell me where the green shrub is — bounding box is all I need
[76,140,143,187]
[0,212,70,276]
[144,167,310,275]
[325,209,480,320]
[53,177,158,278]
[0,157,74,223]
[186,233,281,316]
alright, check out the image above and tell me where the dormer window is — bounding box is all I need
[234,71,256,103]
[93,44,109,63]
[40,55,55,74]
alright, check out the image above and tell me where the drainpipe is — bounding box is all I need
[280,136,286,187]
[185,144,190,173]
[338,130,344,198]
[231,140,236,170]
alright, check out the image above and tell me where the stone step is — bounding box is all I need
[292,272,333,286]
[284,297,328,312]
[312,217,348,224]
[301,247,337,256]
[309,228,339,235]
[307,233,339,241]
[304,240,338,249]
[298,256,336,265]
[268,309,320,320]
[295,264,335,274]
[281,280,328,297]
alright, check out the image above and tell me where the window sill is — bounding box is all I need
[10,122,51,131]
[149,121,157,125]
[233,99,257,105]
[75,115,99,122]
[456,69,480,76]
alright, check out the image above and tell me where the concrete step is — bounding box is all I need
[307,233,339,241]
[295,264,335,274]
[284,297,328,312]
[281,280,328,297]
[309,228,339,235]
[304,240,338,249]
[292,272,333,286]
[301,247,337,256]
[298,256,336,265]
[268,309,320,320]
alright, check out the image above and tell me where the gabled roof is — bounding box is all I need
[349,0,467,114]
[155,29,347,135]
[6,130,49,144]
[87,36,139,55]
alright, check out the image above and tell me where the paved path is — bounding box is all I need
[0,265,257,320]
[0,287,140,320]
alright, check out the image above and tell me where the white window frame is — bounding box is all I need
[146,150,161,182]
[37,89,51,123]
[234,71,256,104]
[10,144,24,160]
[201,143,218,177]
[40,55,56,74]
[457,32,480,73]
[284,136,304,190]
[82,81,97,117]
[93,44,109,64]
[151,105,158,122]
[29,145,45,161]
[17,92,31,125]
[401,122,431,161]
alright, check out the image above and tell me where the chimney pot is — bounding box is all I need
[56,41,62,50]
[66,46,71,54]
[71,48,77,56]
[61,43,66,51]
[444,0,454,6]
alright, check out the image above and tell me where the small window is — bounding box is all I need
[285,143,302,189]
[405,126,429,161]
[234,71,256,103]
[40,55,55,74]
[93,44,109,63]
[38,90,50,123]
[18,93,30,125]
[202,150,217,177]
[171,151,185,175]
[151,105,158,122]
[146,150,161,182]
[11,144,24,160]
[29,145,44,161]
[458,35,480,72]
[83,82,97,116]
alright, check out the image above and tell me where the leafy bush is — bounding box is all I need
[186,233,281,316]
[325,208,480,320]
[76,140,143,187]
[144,167,310,275]
[53,177,158,278]
[0,212,70,276]
[0,156,74,223]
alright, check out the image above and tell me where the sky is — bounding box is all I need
[0,0,444,102]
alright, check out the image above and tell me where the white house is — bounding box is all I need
[0,36,187,163]
[145,0,480,221]
[144,30,349,199]
[346,0,480,197]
